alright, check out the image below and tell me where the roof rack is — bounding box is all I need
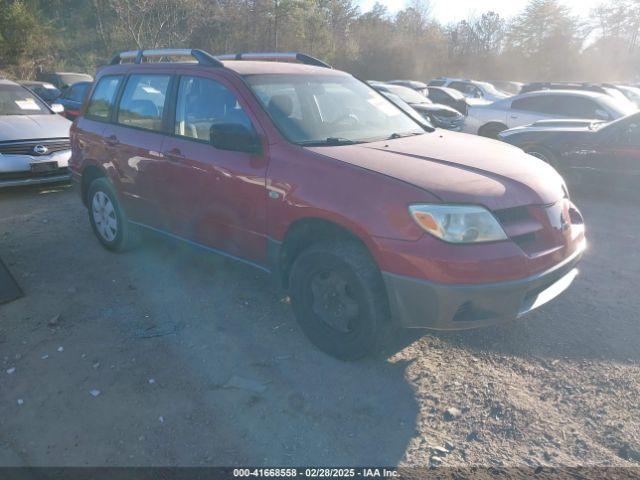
[109,48,223,67]
[215,52,332,69]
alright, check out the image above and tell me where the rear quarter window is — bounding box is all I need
[86,76,123,120]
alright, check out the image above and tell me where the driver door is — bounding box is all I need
[160,73,269,265]
[566,120,640,191]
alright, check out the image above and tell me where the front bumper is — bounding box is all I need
[383,239,585,330]
[0,151,71,188]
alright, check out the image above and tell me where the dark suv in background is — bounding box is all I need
[36,71,93,91]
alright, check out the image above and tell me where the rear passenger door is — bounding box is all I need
[508,96,556,127]
[160,73,269,265]
[104,73,173,230]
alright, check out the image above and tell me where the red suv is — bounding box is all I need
[69,49,586,360]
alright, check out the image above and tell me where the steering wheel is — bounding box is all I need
[330,112,360,127]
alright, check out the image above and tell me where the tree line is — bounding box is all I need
[1,0,639,83]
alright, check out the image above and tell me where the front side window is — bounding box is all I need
[174,76,254,142]
[86,76,122,120]
[554,96,603,118]
[245,74,424,145]
[0,84,49,115]
[117,74,170,132]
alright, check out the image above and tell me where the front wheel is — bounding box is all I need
[478,123,507,139]
[87,177,138,252]
[289,240,394,360]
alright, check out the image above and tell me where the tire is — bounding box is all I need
[289,240,394,360]
[87,177,138,252]
[524,146,559,169]
[478,123,507,139]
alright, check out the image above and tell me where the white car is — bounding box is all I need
[428,77,509,103]
[0,79,71,188]
[464,89,637,138]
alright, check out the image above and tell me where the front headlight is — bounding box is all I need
[409,204,508,243]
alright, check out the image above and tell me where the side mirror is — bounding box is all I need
[50,103,64,114]
[210,123,261,154]
[594,109,610,121]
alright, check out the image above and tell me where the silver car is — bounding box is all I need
[464,89,637,138]
[0,79,72,188]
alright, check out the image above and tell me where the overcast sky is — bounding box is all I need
[356,0,603,23]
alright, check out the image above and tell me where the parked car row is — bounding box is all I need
[19,72,94,120]
[368,81,465,131]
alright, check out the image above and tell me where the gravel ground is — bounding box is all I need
[0,184,639,469]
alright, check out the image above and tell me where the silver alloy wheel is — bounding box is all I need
[92,191,118,242]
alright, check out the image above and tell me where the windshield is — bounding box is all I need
[600,94,639,117]
[384,84,430,104]
[30,84,61,102]
[59,74,93,87]
[0,84,50,115]
[245,74,425,145]
[618,86,640,104]
[476,81,509,98]
[380,91,432,127]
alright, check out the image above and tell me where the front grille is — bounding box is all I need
[494,206,530,224]
[0,139,70,156]
[493,205,544,251]
[0,167,70,181]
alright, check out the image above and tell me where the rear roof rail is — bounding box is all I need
[109,48,223,67]
[215,52,332,69]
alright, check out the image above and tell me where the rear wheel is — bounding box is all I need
[478,123,507,139]
[289,240,394,360]
[525,146,558,168]
[87,177,138,252]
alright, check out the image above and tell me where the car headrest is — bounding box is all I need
[268,95,294,118]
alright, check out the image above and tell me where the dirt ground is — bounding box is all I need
[0,183,639,469]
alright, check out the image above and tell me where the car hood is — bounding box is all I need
[0,114,71,142]
[499,119,604,138]
[307,131,566,211]
[466,98,493,106]
[411,103,462,116]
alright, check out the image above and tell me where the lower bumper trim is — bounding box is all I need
[0,173,72,188]
[382,241,585,330]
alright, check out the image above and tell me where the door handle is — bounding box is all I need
[572,149,597,156]
[164,148,186,163]
[510,114,518,119]
[105,134,119,147]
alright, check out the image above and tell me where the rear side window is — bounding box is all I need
[511,96,553,114]
[117,74,170,132]
[86,76,122,120]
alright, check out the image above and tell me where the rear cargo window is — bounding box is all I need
[86,76,122,120]
[117,74,170,132]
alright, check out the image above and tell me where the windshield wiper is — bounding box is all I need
[387,132,424,139]
[299,137,361,146]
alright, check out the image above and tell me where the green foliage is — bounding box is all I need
[0,0,638,82]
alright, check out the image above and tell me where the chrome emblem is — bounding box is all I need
[33,145,49,155]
